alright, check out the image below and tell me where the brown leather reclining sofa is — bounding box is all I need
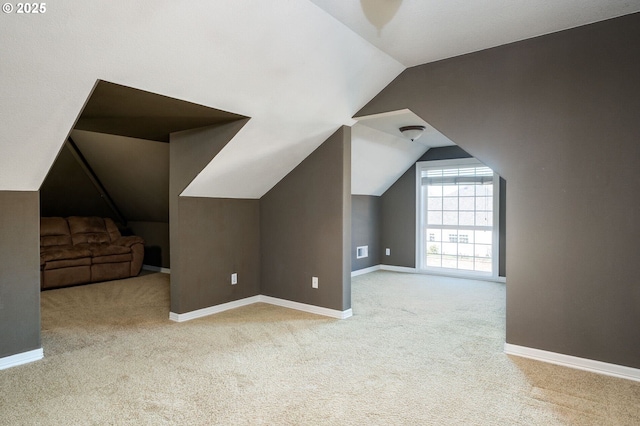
[40,216,144,289]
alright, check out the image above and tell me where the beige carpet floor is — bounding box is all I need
[1,271,639,425]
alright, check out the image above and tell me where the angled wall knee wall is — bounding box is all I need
[261,127,352,312]
[169,119,260,314]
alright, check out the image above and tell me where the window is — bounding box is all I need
[417,159,499,277]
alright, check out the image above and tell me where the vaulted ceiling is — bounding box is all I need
[311,1,640,66]
[319,0,640,195]
[1,1,638,198]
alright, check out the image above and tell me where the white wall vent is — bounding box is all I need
[356,245,369,259]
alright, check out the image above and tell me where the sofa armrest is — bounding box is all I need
[112,236,145,276]
[129,243,144,276]
[111,236,144,248]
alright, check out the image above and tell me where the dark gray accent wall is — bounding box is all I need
[359,13,640,368]
[351,195,381,271]
[0,191,40,358]
[380,167,416,268]
[261,127,352,311]
[169,119,251,314]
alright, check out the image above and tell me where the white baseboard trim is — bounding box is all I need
[419,269,505,284]
[351,265,381,277]
[170,295,353,322]
[0,348,44,370]
[259,295,353,319]
[372,265,507,283]
[142,264,171,274]
[504,343,640,383]
[379,265,418,273]
[170,295,261,322]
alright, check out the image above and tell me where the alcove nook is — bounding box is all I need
[39,79,245,288]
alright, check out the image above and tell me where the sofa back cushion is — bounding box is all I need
[104,217,122,242]
[40,217,72,247]
[68,216,110,245]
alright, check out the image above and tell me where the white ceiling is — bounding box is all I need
[351,110,455,195]
[309,0,640,67]
[1,1,639,198]
[0,1,402,197]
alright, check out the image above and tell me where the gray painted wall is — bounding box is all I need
[359,13,640,368]
[261,127,352,311]
[0,191,40,358]
[351,195,381,271]
[380,166,416,268]
[128,221,170,268]
[176,197,260,311]
[169,119,250,314]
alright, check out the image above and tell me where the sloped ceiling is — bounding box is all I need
[39,142,117,219]
[71,130,169,223]
[2,1,639,198]
[0,1,402,198]
[351,110,455,195]
[309,0,640,66]
[76,81,244,143]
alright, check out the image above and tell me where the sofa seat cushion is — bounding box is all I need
[77,243,131,257]
[41,245,92,266]
[43,257,92,271]
[92,253,133,264]
[42,265,91,288]
[91,262,130,282]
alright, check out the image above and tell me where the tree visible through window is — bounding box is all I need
[418,160,498,276]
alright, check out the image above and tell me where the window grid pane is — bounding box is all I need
[422,165,495,275]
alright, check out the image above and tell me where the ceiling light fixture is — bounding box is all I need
[399,125,426,142]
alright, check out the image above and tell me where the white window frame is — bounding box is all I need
[415,158,500,281]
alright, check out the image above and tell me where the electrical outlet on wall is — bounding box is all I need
[312,276,318,289]
[231,273,238,285]
[386,248,391,256]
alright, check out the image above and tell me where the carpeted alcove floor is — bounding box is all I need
[1,271,639,425]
